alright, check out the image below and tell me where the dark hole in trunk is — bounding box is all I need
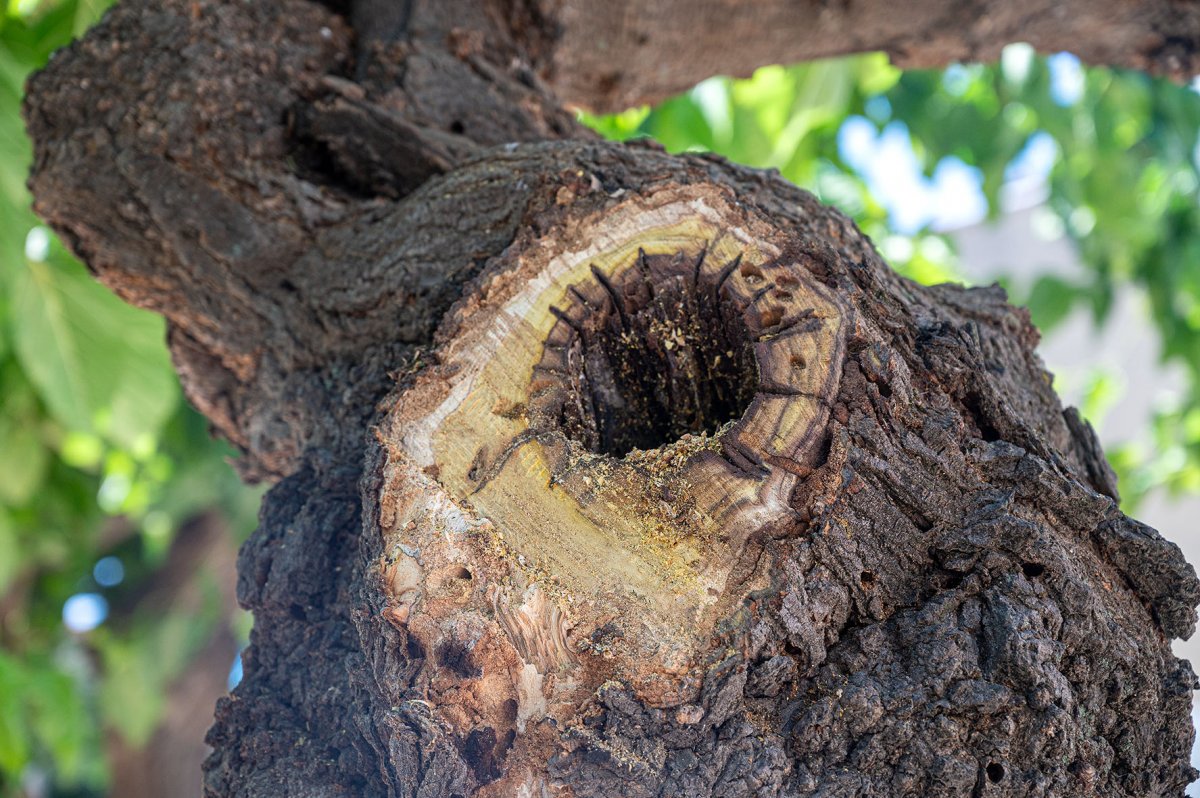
[550,249,759,456]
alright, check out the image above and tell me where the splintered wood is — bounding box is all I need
[374,184,845,793]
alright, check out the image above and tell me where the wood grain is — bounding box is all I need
[376,184,849,793]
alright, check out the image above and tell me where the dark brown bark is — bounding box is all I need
[22,0,1200,796]
[528,0,1200,112]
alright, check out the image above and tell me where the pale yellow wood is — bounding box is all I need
[372,183,848,795]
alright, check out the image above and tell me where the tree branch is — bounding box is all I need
[528,0,1200,111]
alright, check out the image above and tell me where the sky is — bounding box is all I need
[836,50,1083,234]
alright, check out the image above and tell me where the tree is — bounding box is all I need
[22,0,1200,795]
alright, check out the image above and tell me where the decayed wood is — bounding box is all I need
[21,0,1200,795]
[374,185,847,792]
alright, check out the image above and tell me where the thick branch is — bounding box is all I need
[23,0,593,478]
[345,0,1200,115]
[527,0,1200,111]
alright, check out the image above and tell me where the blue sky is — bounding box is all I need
[836,50,1083,234]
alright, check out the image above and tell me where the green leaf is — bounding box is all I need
[26,665,97,785]
[97,596,219,748]
[577,106,650,141]
[96,635,163,748]
[0,409,47,505]
[0,72,31,214]
[104,324,181,450]
[0,654,30,778]
[0,511,17,594]
[11,253,179,445]
[1024,274,1080,332]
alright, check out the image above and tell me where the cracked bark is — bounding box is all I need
[23,0,1200,795]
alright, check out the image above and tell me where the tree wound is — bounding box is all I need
[375,187,846,792]
[539,248,759,457]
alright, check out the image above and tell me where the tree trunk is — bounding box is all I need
[23,1,1200,796]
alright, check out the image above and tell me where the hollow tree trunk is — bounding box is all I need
[23,1,1200,796]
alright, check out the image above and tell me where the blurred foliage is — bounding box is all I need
[584,47,1200,508]
[0,1,258,796]
[1,0,1199,793]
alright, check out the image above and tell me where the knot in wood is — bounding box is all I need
[375,186,847,766]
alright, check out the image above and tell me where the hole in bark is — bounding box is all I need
[450,565,473,581]
[939,570,966,590]
[450,120,465,134]
[585,747,613,764]
[437,639,481,678]
[462,726,502,784]
[986,762,1005,782]
[286,106,380,200]
[548,249,759,457]
[963,392,1001,442]
[1022,562,1045,578]
[860,570,876,588]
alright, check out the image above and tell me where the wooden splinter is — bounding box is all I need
[374,185,846,794]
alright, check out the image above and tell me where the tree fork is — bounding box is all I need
[22,0,1200,795]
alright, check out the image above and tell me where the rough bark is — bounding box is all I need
[22,0,1200,796]
[528,0,1200,112]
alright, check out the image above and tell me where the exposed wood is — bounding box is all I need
[375,185,848,793]
[355,164,1200,796]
